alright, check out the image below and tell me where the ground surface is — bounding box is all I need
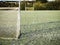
[0,10,60,45]
[0,10,18,38]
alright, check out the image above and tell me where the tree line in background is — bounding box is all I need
[20,1,60,10]
[0,1,60,10]
[0,1,19,7]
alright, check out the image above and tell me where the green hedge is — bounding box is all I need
[20,1,25,10]
[20,1,60,10]
[34,2,47,10]
[34,2,60,10]
[45,2,60,10]
[0,2,19,7]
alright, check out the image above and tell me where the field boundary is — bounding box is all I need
[0,7,18,10]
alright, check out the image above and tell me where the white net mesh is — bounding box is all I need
[0,10,20,39]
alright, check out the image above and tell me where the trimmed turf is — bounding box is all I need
[0,10,60,45]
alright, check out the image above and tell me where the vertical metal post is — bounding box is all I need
[16,0,20,39]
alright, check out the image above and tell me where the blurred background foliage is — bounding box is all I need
[20,1,25,10]
[0,1,60,10]
[20,1,60,10]
[45,2,60,10]
[34,2,47,10]
[0,1,19,7]
[36,0,47,3]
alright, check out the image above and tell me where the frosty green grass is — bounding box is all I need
[20,10,60,45]
[0,10,19,39]
[0,10,60,45]
[21,11,60,25]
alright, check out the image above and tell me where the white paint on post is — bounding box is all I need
[16,1,20,39]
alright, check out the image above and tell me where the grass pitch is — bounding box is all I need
[0,10,60,45]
